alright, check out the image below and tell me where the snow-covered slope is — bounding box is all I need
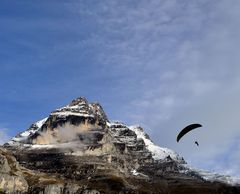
[8,117,48,145]
[129,125,184,162]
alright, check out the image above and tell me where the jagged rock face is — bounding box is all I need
[0,148,28,194]
[3,97,240,194]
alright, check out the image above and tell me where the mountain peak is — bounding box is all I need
[50,97,108,122]
[69,97,88,106]
[7,97,109,146]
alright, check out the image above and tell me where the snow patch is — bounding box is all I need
[131,169,140,176]
[51,112,94,117]
[30,144,57,149]
[35,117,48,128]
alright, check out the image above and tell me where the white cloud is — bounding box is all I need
[0,128,10,145]
[79,0,240,176]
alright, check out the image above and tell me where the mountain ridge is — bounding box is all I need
[1,97,240,194]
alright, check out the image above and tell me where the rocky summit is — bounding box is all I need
[1,97,240,194]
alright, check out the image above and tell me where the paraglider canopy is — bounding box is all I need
[177,123,202,142]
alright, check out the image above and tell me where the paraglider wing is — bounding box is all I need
[177,123,202,142]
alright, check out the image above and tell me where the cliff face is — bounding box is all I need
[0,148,28,193]
[1,97,240,194]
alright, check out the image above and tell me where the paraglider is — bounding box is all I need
[176,123,202,142]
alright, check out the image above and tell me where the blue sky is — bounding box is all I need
[1,0,240,176]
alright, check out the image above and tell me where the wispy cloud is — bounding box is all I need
[0,128,10,145]
[71,0,240,176]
